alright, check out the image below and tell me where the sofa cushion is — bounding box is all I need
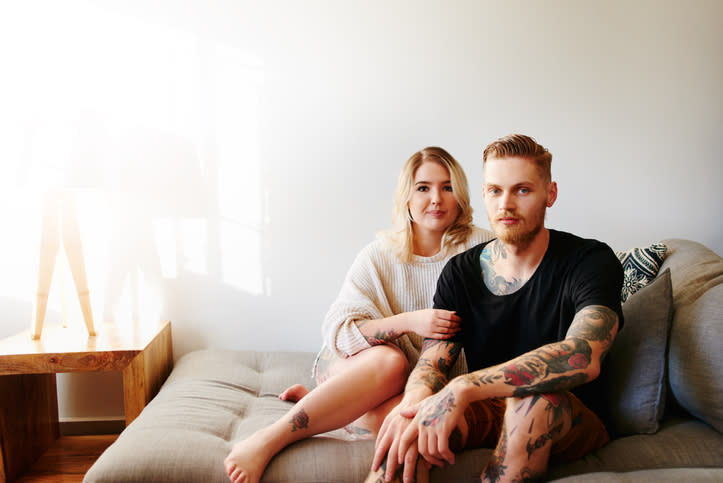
[660,238,723,306]
[603,269,673,436]
[85,349,723,483]
[668,283,723,433]
[659,239,723,433]
[552,467,723,482]
[546,418,723,480]
[615,242,667,303]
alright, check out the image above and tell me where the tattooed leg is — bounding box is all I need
[481,418,509,483]
[225,345,410,483]
[481,393,574,482]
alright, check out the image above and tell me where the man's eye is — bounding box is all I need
[519,188,529,194]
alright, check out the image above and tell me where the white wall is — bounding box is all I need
[1,0,721,421]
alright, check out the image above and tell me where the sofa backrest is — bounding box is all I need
[660,238,723,433]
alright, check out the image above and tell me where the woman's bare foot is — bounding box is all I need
[224,428,278,483]
[278,384,310,402]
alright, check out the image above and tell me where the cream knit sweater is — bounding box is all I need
[318,226,494,378]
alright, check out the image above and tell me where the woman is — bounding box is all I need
[225,147,494,483]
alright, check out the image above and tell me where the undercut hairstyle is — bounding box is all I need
[483,134,552,183]
[381,147,475,263]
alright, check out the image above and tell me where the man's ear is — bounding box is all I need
[546,181,558,207]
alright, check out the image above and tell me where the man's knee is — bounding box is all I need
[506,392,573,422]
[504,392,574,449]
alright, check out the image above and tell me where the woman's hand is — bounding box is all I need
[407,309,461,340]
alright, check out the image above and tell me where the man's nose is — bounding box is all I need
[499,191,514,210]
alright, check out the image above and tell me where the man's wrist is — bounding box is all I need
[449,375,477,407]
[401,386,432,407]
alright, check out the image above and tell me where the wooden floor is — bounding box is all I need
[15,434,118,483]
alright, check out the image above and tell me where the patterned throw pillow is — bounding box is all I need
[615,242,668,303]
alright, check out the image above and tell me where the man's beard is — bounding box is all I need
[490,206,546,250]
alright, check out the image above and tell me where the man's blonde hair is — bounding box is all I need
[483,134,552,183]
[382,147,474,263]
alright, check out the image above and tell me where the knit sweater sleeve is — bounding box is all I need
[321,241,397,358]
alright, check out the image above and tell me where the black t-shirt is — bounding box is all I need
[433,229,623,421]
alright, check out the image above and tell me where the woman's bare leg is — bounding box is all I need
[224,345,410,483]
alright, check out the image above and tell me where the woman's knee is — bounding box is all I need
[316,344,410,390]
[366,345,410,388]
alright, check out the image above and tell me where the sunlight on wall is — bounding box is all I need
[0,1,267,333]
[213,43,266,295]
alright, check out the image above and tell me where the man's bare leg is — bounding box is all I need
[481,393,573,483]
[224,345,410,483]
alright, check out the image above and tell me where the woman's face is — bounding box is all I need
[408,161,459,237]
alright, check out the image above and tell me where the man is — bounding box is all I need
[369,134,623,483]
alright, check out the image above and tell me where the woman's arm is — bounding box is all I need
[354,310,460,346]
[321,241,459,358]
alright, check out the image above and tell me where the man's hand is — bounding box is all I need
[408,309,461,340]
[371,334,462,481]
[399,384,466,467]
[372,402,424,483]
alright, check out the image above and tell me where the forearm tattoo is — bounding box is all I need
[421,339,461,377]
[462,335,596,397]
[363,328,402,346]
[407,357,447,392]
[462,306,618,398]
[407,339,461,392]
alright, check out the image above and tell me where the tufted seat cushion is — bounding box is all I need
[84,350,381,483]
[85,346,723,483]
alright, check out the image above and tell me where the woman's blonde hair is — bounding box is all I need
[381,147,475,262]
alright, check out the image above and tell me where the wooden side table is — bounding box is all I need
[0,320,172,483]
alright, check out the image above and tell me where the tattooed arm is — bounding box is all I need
[371,338,463,481]
[354,310,462,346]
[404,338,464,398]
[454,304,618,399]
[399,304,619,466]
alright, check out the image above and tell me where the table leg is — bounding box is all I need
[121,323,173,425]
[0,374,59,482]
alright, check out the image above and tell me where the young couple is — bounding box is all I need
[225,134,623,483]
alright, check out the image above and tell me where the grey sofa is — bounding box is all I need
[84,238,723,482]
